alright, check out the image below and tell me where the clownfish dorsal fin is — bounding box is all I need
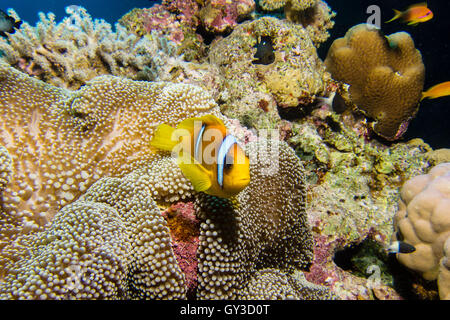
[199,114,225,126]
[176,114,224,133]
[177,153,212,192]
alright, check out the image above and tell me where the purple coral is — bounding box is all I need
[199,0,256,33]
[162,202,200,299]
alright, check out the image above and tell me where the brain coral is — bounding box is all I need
[324,23,425,140]
[393,162,450,299]
[0,138,335,299]
[0,61,218,249]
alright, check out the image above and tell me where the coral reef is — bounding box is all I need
[208,16,330,130]
[258,0,335,46]
[195,139,319,298]
[120,0,255,42]
[198,0,256,34]
[0,8,182,89]
[0,61,218,245]
[439,238,450,299]
[392,162,450,299]
[286,104,432,298]
[324,23,425,140]
[259,0,317,12]
[0,172,187,299]
[0,133,334,299]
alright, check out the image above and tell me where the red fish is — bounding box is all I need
[386,2,433,26]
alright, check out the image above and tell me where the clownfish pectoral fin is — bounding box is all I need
[386,9,402,23]
[177,155,212,192]
[150,123,179,151]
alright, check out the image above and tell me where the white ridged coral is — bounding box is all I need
[0,7,183,89]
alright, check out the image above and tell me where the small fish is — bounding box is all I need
[316,91,348,114]
[253,36,275,65]
[150,115,250,198]
[386,2,433,26]
[0,9,22,37]
[386,241,416,254]
[421,81,450,100]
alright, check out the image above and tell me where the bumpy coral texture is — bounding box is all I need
[0,8,180,89]
[393,162,450,299]
[0,138,334,300]
[195,139,316,299]
[208,16,329,130]
[0,146,12,192]
[242,269,335,299]
[259,0,317,11]
[0,61,217,249]
[439,237,450,300]
[324,24,425,140]
[0,172,186,299]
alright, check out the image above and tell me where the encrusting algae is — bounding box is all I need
[0,0,447,301]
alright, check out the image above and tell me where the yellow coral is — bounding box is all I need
[393,162,450,299]
[259,0,317,11]
[0,61,219,243]
[324,24,425,140]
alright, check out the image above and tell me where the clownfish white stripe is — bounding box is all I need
[217,135,237,188]
[194,124,206,162]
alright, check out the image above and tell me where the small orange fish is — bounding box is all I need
[421,81,450,100]
[386,2,433,26]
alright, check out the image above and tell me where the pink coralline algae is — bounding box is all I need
[304,234,338,288]
[162,0,200,26]
[198,0,256,33]
[162,202,200,299]
[141,5,186,43]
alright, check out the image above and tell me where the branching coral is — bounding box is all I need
[0,61,218,247]
[0,8,181,89]
[393,162,450,299]
[324,23,425,140]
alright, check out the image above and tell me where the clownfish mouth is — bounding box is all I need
[237,178,250,185]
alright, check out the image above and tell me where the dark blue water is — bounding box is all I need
[0,1,156,25]
[2,0,449,148]
[321,0,450,149]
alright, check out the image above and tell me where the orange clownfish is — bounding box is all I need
[386,2,433,26]
[150,114,250,198]
[421,81,450,100]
